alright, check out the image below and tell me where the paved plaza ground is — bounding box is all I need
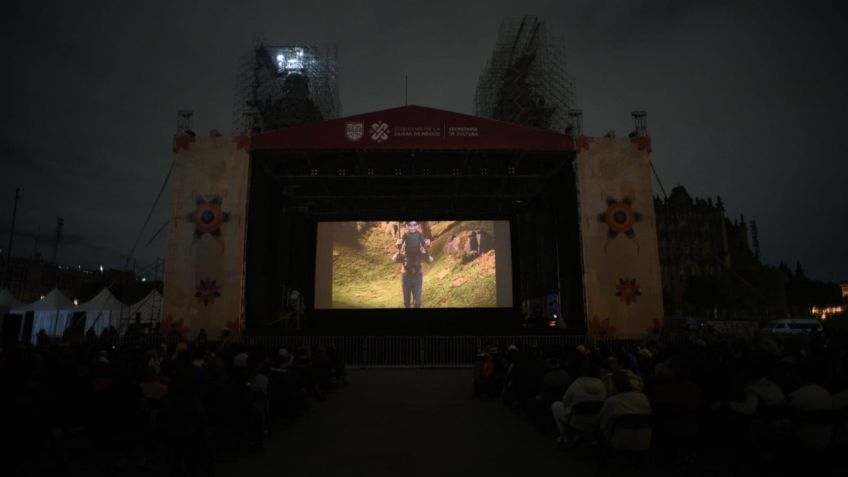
[214,368,597,477]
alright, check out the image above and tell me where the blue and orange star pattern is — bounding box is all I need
[186,195,231,240]
[598,196,642,254]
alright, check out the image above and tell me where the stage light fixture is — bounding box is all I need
[274,48,306,72]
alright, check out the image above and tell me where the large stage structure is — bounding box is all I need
[474,16,578,132]
[163,106,664,340]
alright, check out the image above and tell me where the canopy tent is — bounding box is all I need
[9,288,75,343]
[73,287,127,336]
[128,289,163,324]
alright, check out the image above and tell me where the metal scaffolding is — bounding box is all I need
[232,43,341,134]
[474,16,577,133]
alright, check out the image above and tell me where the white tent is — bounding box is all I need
[73,287,126,336]
[9,288,75,343]
[128,289,163,324]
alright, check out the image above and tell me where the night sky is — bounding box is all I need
[1,0,846,282]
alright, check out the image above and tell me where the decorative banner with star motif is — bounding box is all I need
[576,137,664,337]
[163,135,250,338]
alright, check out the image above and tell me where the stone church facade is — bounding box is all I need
[654,186,759,315]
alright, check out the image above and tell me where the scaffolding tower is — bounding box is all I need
[474,16,577,133]
[232,43,341,135]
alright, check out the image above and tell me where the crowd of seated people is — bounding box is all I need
[475,328,848,474]
[0,334,347,476]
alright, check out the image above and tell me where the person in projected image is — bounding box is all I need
[392,221,434,308]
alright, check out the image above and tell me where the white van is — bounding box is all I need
[765,319,823,334]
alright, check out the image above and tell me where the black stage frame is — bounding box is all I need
[244,148,584,335]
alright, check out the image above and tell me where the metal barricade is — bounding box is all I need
[236,335,649,368]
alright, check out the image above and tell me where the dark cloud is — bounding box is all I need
[1,0,845,281]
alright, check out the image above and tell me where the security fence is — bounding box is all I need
[101,334,647,368]
[241,335,643,368]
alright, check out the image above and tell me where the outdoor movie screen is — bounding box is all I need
[314,221,513,309]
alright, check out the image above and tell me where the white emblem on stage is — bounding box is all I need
[370,121,390,143]
[345,122,364,142]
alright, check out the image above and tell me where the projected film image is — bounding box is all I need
[314,221,512,309]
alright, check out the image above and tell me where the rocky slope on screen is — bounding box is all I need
[330,221,497,308]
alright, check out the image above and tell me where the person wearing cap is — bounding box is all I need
[392,221,431,308]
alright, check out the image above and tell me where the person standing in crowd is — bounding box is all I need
[35,329,50,346]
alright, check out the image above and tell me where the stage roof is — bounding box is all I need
[251,105,574,152]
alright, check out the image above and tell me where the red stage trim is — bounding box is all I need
[250,105,574,152]
[630,136,652,153]
[576,136,594,151]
